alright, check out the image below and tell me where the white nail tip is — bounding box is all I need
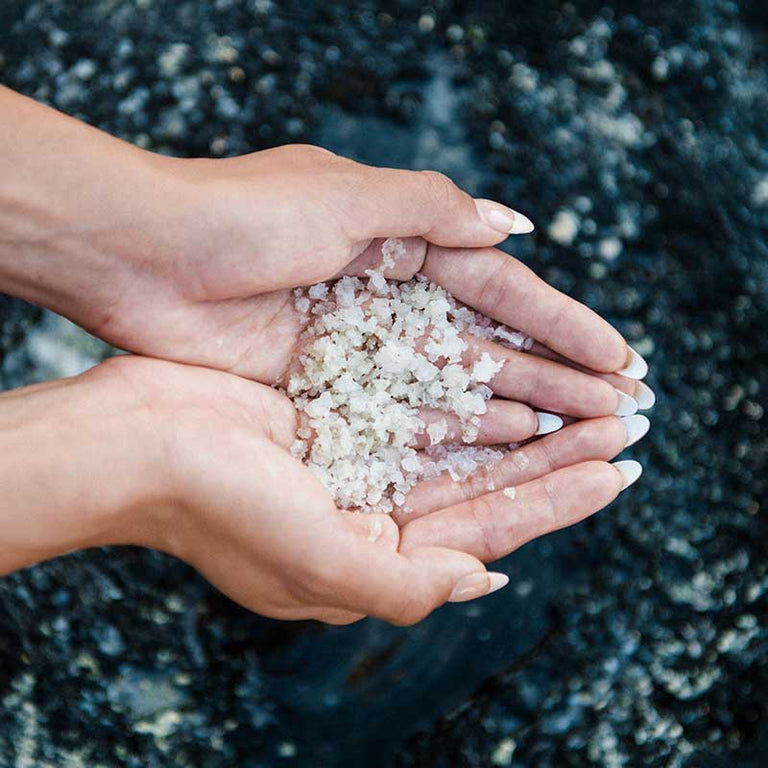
[621,414,650,448]
[534,412,564,435]
[635,381,656,410]
[613,459,643,490]
[509,211,535,235]
[617,346,649,379]
[613,390,638,416]
[487,572,510,595]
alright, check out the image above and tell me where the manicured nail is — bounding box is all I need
[634,380,656,410]
[612,459,643,490]
[534,411,563,435]
[448,571,509,602]
[621,414,650,447]
[617,346,648,379]
[475,199,535,235]
[614,389,638,416]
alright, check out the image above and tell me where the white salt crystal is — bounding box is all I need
[503,487,517,500]
[381,237,406,269]
[493,326,530,350]
[471,352,504,383]
[308,283,329,300]
[285,266,511,513]
[401,453,421,473]
[367,517,384,542]
[365,269,388,294]
[442,364,470,390]
[426,419,448,445]
[334,276,356,307]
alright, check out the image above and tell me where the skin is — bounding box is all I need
[0,85,631,406]
[0,85,646,623]
[0,357,631,626]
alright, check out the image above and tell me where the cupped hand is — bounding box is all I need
[81,145,646,415]
[74,356,641,626]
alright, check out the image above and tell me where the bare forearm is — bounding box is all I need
[0,368,166,574]
[0,86,181,326]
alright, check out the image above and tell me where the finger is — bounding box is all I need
[339,166,534,247]
[341,511,401,549]
[395,415,638,522]
[413,400,554,448]
[399,460,641,562]
[311,609,366,626]
[461,335,627,417]
[342,237,428,281]
[304,517,499,625]
[271,604,367,624]
[421,245,644,376]
[529,342,656,407]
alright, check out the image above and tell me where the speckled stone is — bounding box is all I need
[0,1,766,766]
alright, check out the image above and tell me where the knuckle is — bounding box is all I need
[321,612,365,626]
[540,294,571,348]
[535,434,560,474]
[419,170,458,208]
[287,143,338,162]
[540,478,560,528]
[470,495,499,561]
[297,557,344,605]
[390,592,431,626]
[477,258,518,319]
[460,465,495,503]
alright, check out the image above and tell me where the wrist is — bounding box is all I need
[0,362,173,573]
[0,88,185,333]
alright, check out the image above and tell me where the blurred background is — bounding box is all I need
[1,1,766,765]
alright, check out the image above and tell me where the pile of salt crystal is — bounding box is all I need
[287,238,533,514]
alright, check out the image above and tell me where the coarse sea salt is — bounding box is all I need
[287,238,533,514]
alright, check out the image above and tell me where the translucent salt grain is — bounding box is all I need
[493,326,531,350]
[308,283,329,300]
[367,517,384,542]
[513,451,530,470]
[427,419,448,445]
[471,352,504,383]
[503,487,517,500]
[381,237,406,269]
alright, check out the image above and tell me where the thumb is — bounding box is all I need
[324,519,509,625]
[338,165,534,246]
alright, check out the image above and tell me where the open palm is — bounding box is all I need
[103,356,638,626]
[72,146,644,418]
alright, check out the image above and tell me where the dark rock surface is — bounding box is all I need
[0,1,766,766]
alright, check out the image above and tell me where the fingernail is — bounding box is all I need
[474,199,535,235]
[612,459,643,490]
[448,571,509,602]
[621,414,650,447]
[634,380,656,410]
[534,411,563,435]
[617,346,648,379]
[614,389,638,416]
